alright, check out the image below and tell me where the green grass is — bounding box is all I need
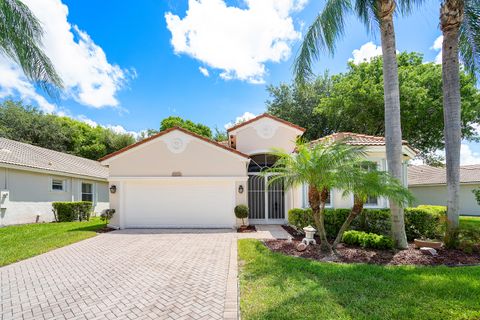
[0,218,106,267]
[238,239,480,320]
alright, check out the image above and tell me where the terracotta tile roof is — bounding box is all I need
[408,164,480,186]
[226,113,306,133]
[311,132,409,146]
[99,127,250,162]
[0,138,108,179]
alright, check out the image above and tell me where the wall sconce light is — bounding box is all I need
[109,185,117,194]
[238,185,244,194]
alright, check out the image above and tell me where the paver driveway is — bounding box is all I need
[0,229,238,320]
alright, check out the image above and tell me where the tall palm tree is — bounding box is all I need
[439,0,480,247]
[332,167,413,249]
[294,0,417,248]
[266,140,365,252]
[0,0,62,94]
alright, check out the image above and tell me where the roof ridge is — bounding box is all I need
[226,113,306,133]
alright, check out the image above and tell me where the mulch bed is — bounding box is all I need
[237,225,257,233]
[271,225,480,266]
[96,226,115,233]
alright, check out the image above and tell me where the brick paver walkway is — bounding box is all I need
[0,229,238,320]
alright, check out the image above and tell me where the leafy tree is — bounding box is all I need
[0,0,62,94]
[266,141,365,252]
[0,100,135,160]
[333,167,414,249]
[294,0,417,249]
[160,116,212,138]
[439,0,480,247]
[213,127,228,142]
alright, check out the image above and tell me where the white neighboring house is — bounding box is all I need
[0,138,109,226]
[408,165,480,216]
[100,114,416,229]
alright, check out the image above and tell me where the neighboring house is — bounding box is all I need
[100,114,416,229]
[408,165,480,216]
[0,138,109,226]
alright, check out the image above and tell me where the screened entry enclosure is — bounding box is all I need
[247,154,285,223]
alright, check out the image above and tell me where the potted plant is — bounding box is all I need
[234,204,249,231]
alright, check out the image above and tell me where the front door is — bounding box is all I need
[247,173,285,224]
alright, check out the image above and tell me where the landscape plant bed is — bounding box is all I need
[264,239,480,266]
[237,225,256,233]
[96,226,116,233]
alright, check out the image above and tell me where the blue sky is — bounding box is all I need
[1,0,479,163]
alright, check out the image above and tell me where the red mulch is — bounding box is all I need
[273,226,480,266]
[237,225,257,233]
[96,226,115,233]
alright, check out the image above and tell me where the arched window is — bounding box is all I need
[248,154,279,172]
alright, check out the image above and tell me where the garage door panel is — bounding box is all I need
[124,180,235,228]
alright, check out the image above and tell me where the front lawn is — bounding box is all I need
[0,218,106,267]
[460,215,480,230]
[238,239,480,320]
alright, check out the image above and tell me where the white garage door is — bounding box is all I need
[123,179,236,228]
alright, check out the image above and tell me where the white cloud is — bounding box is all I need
[350,42,383,65]
[421,142,480,165]
[76,115,142,139]
[431,35,443,64]
[224,111,256,129]
[199,66,210,77]
[77,114,98,127]
[165,0,303,84]
[0,0,133,111]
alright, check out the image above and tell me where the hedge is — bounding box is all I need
[52,201,93,222]
[342,230,394,249]
[288,205,446,241]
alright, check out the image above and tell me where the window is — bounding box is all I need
[51,179,65,191]
[302,184,331,208]
[81,183,93,202]
[365,196,378,206]
[248,154,279,172]
[362,161,379,206]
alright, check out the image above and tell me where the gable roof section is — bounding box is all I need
[408,164,480,186]
[99,126,250,162]
[226,113,306,133]
[0,138,108,180]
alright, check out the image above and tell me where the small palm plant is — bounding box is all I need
[332,166,414,249]
[266,140,365,252]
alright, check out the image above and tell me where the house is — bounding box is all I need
[100,114,417,229]
[408,165,480,216]
[0,138,109,226]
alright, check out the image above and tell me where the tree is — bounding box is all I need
[213,127,228,142]
[0,0,62,94]
[160,116,212,139]
[266,141,365,252]
[439,0,480,247]
[294,0,416,248]
[333,166,413,249]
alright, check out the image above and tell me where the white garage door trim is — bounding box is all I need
[114,177,247,229]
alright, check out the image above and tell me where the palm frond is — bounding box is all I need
[0,0,63,96]
[294,0,352,83]
[459,0,480,80]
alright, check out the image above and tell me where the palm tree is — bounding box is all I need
[0,0,62,94]
[294,0,417,249]
[332,166,414,249]
[439,0,480,247]
[266,140,365,252]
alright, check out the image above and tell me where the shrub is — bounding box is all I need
[100,209,115,224]
[342,230,394,249]
[288,205,446,241]
[52,201,93,222]
[234,204,249,226]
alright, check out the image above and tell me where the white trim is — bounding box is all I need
[0,163,107,182]
[228,118,304,136]
[50,177,67,192]
[100,129,250,165]
[108,176,249,182]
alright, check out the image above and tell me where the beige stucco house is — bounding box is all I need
[409,165,480,216]
[0,138,109,226]
[100,114,416,229]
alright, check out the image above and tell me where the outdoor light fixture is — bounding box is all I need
[302,225,317,245]
[238,185,244,194]
[109,185,117,194]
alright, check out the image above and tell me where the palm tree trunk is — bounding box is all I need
[333,197,364,249]
[440,0,464,247]
[379,0,408,249]
[308,186,331,252]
